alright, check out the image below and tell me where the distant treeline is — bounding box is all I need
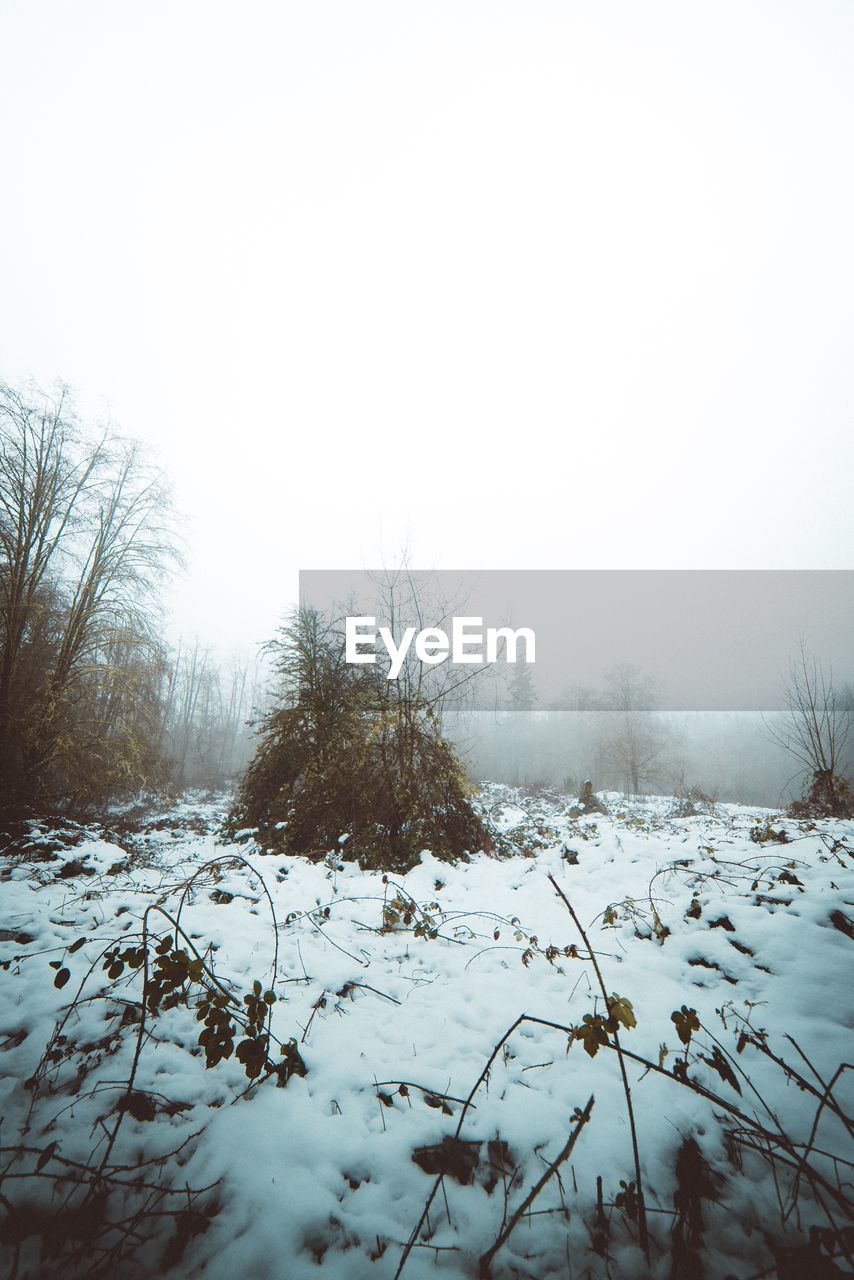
[458,658,853,808]
[3,379,850,821]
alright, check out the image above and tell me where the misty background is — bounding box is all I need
[300,569,854,709]
[2,3,853,649]
[1,4,852,808]
[299,569,854,805]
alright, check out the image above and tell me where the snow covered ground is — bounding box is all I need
[1,787,852,1279]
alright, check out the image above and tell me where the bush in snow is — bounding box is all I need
[231,608,491,871]
[767,643,853,818]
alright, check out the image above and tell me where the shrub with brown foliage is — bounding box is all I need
[232,609,490,871]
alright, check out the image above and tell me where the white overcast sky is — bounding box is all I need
[1,1,852,653]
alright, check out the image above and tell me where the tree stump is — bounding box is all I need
[572,780,607,816]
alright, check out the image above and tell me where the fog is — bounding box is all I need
[296,568,854,806]
[2,11,852,1274]
[302,569,854,710]
[447,709,807,807]
[1,2,853,656]
[2,5,852,809]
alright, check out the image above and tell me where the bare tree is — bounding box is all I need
[162,645,260,788]
[553,683,604,712]
[767,643,851,814]
[0,384,98,768]
[597,663,672,796]
[0,380,179,812]
[169,639,211,788]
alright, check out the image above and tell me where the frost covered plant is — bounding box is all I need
[564,991,854,1270]
[379,876,444,939]
[99,930,306,1086]
[0,857,306,1279]
[570,993,637,1058]
[521,873,854,1275]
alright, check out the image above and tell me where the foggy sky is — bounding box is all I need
[301,569,854,709]
[1,2,852,656]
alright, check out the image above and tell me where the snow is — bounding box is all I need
[1,787,851,1278]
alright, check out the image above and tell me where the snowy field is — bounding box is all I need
[1,788,852,1279]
